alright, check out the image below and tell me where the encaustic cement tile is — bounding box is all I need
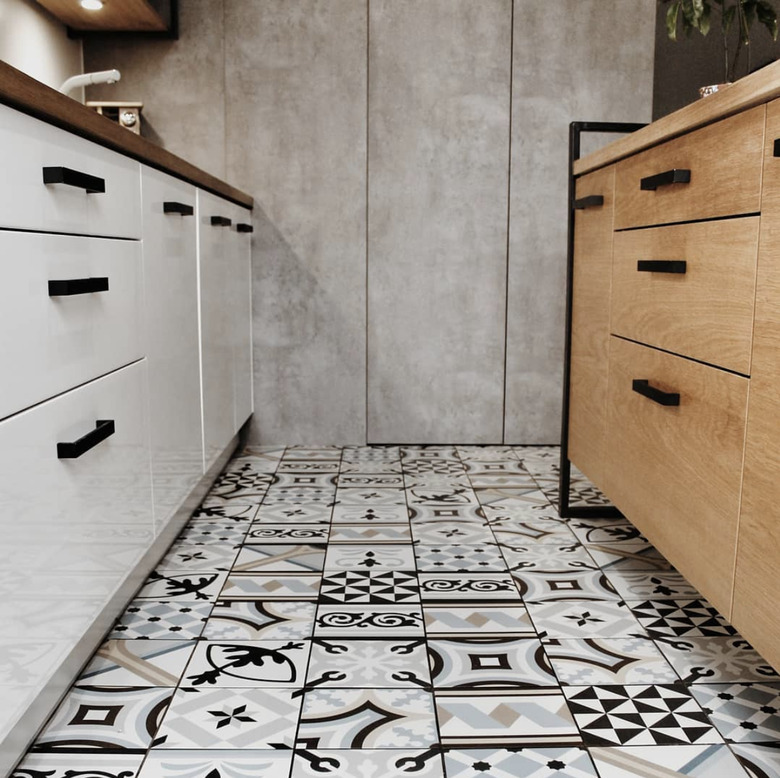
[331,504,410,524]
[220,574,321,601]
[291,748,444,777]
[731,743,780,777]
[136,749,294,778]
[156,542,239,573]
[413,544,508,573]
[244,524,330,543]
[690,682,780,743]
[511,569,620,602]
[442,747,598,778]
[202,600,316,641]
[313,605,426,638]
[12,753,146,778]
[296,688,437,749]
[418,574,521,602]
[605,570,701,601]
[230,544,326,573]
[319,570,420,604]
[252,503,334,524]
[327,523,412,544]
[411,521,495,545]
[588,744,749,778]
[323,544,416,571]
[135,572,228,603]
[108,600,212,640]
[628,599,738,639]
[77,640,195,687]
[423,604,535,638]
[190,504,259,523]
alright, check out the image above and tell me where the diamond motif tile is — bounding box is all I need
[690,682,780,743]
[202,600,316,641]
[512,570,620,602]
[527,600,645,639]
[424,605,535,637]
[108,601,212,640]
[220,574,321,601]
[443,747,598,778]
[629,599,738,638]
[319,570,420,604]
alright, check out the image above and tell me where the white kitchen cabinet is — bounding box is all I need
[140,166,203,534]
[231,204,254,431]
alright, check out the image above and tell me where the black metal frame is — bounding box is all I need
[559,120,646,519]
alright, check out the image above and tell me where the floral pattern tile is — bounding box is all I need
[12,754,146,778]
[314,606,426,637]
[108,601,212,640]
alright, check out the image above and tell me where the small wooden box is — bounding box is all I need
[86,101,143,135]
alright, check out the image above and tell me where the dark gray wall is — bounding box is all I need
[653,3,780,119]
[86,0,656,445]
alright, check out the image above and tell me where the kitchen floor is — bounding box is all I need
[12,446,780,778]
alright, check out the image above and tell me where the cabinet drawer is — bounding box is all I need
[614,107,764,229]
[0,105,141,238]
[612,218,758,374]
[0,361,153,592]
[604,337,748,614]
[0,232,144,420]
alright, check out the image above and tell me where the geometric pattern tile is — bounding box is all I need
[290,749,444,777]
[423,605,535,637]
[252,504,334,524]
[413,544,508,573]
[511,570,620,603]
[563,684,723,746]
[231,544,326,573]
[202,600,316,641]
[418,575,521,602]
[442,747,598,778]
[605,571,702,601]
[690,683,780,743]
[244,525,330,544]
[527,601,645,640]
[220,574,321,601]
[410,521,495,545]
[77,640,195,687]
[629,600,738,639]
[588,744,749,777]
[12,753,147,778]
[582,541,672,572]
[731,743,780,778]
[137,750,294,778]
[319,571,420,604]
[327,524,412,544]
[313,606,426,638]
[156,543,240,573]
[330,505,410,524]
[108,601,212,640]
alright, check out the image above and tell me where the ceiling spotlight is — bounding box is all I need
[80,0,104,10]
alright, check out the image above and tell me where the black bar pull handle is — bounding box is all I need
[43,166,106,194]
[632,379,680,407]
[57,420,116,459]
[48,277,109,296]
[637,260,687,274]
[163,201,194,216]
[573,194,604,210]
[211,215,232,227]
[236,223,254,233]
[640,168,691,191]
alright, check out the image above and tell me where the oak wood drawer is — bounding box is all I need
[0,104,141,238]
[611,218,758,374]
[614,107,765,229]
[0,231,144,420]
[604,337,748,615]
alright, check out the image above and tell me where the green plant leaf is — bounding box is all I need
[723,3,737,32]
[700,3,713,33]
[666,0,682,39]
[756,0,779,39]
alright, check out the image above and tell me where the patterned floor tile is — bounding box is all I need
[443,747,597,778]
[457,446,522,461]
[260,487,336,507]
[335,487,407,506]
[732,743,780,777]
[331,504,410,523]
[337,474,405,487]
[108,601,212,640]
[201,469,274,505]
[492,521,578,547]
[314,606,426,637]
[220,573,321,601]
[31,687,173,752]
[306,638,430,688]
[429,637,557,690]
[402,459,465,476]
[512,570,620,602]
[564,684,722,746]
[270,472,338,489]
[244,524,330,543]
[277,460,340,473]
[589,744,747,777]
[690,683,780,743]
[136,572,228,603]
[436,689,579,747]
[527,600,646,640]
[476,488,552,512]
[411,521,495,544]
[296,688,437,748]
[656,636,780,684]
[202,600,316,640]
[12,754,146,778]
[339,461,404,474]
[137,750,294,778]
[231,544,326,573]
[328,524,412,544]
[501,544,597,572]
[252,503,334,524]
[190,504,259,523]
[291,748,444,777]
[156,542,239,572]
[583,541,672,572]
[605,570,701,601]
[414,544,507,572]
[153,687,301,749]
[406,486,479,507]
[629,599,738,638]
[568,519,644,544]
[319,570,420,604]
[544,637,678,685]
[283,447,341,460]
[408,505,486,524]
[324,544,416,571]
[424,605,535,638]
[418,574,521,602]
[77,640,195,687]
[468,474,540,489]
[177,523,247,546]
[183,640,310,687]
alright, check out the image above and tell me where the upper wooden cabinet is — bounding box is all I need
[35,0,174,34]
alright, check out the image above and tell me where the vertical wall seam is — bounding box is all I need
[222,0,228,180]
[501,0,515,445]
[365,0,371,445]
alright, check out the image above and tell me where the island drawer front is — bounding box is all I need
[614,106,765,230]
[604,337,748,615]
[611,217,759,374]
[0,231,144,421]
[0,104,141,238]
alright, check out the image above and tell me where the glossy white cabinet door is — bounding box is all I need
[198,189,236,468]
[0,105,141,238]
[231,204,254,431]
[141,166,204,533]
[0,231,144,420]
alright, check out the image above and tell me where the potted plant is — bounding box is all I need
[660,0,779,85]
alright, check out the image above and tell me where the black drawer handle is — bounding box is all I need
[573,194,604,210]
[163,201,194,216]
[637,260,687,274]
[43,166,106,194]
[632,379,680,407]
[48,277,109,296]
[773,138,780,157]
[211,215,232,227]
[640,168,691,191]
[57,420,115,459]
[236,223,254,233]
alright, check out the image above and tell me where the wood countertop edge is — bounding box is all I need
[574,59,780,176]
[0,61,253,209]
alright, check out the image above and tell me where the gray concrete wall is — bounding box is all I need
[85,0,656,445]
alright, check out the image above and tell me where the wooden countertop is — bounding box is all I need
[575,58,780,176]
[0,61,253,208]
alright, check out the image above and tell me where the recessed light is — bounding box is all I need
[80,0,104,10]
